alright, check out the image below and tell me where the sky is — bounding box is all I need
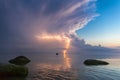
[0,0,119,54]
[76,0,120,48]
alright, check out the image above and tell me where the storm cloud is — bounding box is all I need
[0,0,101,53]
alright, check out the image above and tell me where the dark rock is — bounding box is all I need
[9,56,30,65]
[0,64,28,77]
[0,77,26,80]
[84,59,109,66]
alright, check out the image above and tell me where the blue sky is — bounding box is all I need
[76,0,120,47]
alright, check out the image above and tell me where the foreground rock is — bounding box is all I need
[9,56,30,65]
[84,59,109,66]
[0,64,28,77]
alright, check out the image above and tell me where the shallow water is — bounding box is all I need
[1,52,120,80]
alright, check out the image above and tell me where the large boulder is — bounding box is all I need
[9,56,30,65]
[84,59,109,66]
[0,64,28,77]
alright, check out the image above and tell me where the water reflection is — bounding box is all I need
[35,51,71,71]
[31,51,76,80]
[63,50,71,70]
[63,36,71,70]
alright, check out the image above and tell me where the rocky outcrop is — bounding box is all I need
[9,56,30,65]
[84,59,109,66]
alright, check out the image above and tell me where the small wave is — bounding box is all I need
[31,69,77,80]
[82,66,120,80]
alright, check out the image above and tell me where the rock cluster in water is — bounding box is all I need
[84,59,109,66]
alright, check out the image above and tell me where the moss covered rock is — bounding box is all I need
[0,64,28,77]
[84,59,109,66]
[9,56,30,65]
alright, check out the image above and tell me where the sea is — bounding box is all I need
[0,51,120,80]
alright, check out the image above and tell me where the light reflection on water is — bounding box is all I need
[63,50,71,70]
[28,51,78,80]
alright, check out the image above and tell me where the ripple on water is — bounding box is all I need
[31,69,77,80]
[81,64,120,80]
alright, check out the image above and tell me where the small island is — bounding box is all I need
[84,59,109,66]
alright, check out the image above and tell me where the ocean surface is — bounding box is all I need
[0,51,120,80]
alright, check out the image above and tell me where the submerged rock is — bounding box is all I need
[84,59,109,66]
[9,56,30,65]
[0,64,28,77]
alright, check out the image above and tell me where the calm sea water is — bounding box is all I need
[0,52,120,80]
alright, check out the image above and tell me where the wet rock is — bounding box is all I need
[84,59,109,66]
[9,56,30,65]
[0,64,28,77]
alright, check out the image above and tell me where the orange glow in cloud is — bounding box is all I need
[35,34,71,69]
[35,34,62,41]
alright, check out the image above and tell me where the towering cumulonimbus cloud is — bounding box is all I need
[0,0,98,52]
